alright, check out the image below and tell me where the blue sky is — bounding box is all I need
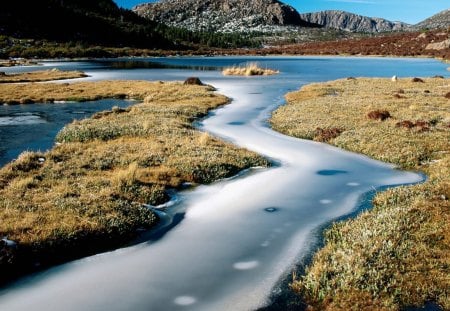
[114,0,449,24]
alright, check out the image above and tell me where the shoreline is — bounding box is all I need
[270,77,449,310]
[0,79,269,285]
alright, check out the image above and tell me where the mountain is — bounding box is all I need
[0,0,173,48]
[133,0,317,33]
[299,10,410,33]
[415,9,450,30]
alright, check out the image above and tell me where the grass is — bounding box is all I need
[0,80,269,281]
[222,62,279,76]
[0,80,174,105]
[0,69,87,83]
[271,77,450,310]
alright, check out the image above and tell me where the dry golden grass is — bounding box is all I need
[0,69,87,83]
[271,78,450,310]
[0,81,268,275]
[222,62,279,76]
[0,80,172,104]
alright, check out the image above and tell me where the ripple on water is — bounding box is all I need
[317,170,348,176]
[347,182,360,187]
[227,121,245,126]
[233,261,259,270]
[0,113,47,126]
[174,296,197,306]
[264,207,278,213]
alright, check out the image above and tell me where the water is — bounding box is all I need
[0,99,136,166]
[0,56,448,311]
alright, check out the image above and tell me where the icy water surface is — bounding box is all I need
[0,57,448,310]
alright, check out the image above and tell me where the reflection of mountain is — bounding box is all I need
[0,0,173,48]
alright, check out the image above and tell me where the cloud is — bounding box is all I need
[326,0,376,4]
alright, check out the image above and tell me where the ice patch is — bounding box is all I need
[233,261,259,270]
[347,182,360,187]
[319,199,333,204]
[174,296,197,306]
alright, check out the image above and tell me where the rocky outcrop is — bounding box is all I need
[415,9,450,30]
[133,0,316,32]
[299,10,410,33]
[425,38,450,50]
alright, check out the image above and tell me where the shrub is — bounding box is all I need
[314,127,344,142]
[367,110,391,121]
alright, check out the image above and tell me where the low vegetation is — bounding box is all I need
[0,80,176,105]
[222,62,279,76]
[0,69,87,83]
[0,80,269,282]
[271,77,450,310]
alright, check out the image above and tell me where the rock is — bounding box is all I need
[425,39,450,50]
[134,0,315,33]
[391,75,398,82]
[299,10,411,33]
[184,77,204,85]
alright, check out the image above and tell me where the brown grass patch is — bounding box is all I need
[0,69,87,83]
[0,81,269,280]
[271,77,450,310]
[367,109,391,121]
[314,127,344,142]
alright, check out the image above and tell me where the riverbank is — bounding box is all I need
[0,69,87,83]
[0,80,268,284]
[271,77,449,310]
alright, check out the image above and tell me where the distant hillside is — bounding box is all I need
[299,10,410,33]
[134,0,317,33]
[415,9,450,30]
[0,0,173,48]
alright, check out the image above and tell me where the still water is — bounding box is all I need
[0,57,448,310]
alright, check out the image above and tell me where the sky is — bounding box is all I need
[113,0,449,24]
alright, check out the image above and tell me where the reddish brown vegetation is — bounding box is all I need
[445,92,450,99]
[393,94,405,99]
[396,120,431,131]
[396,120,415,128]
[367,110,391,121]
[412,77,425,83]
[314,127,344,142]
[202,29,450,61]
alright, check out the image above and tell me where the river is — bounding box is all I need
[0,56,448,310]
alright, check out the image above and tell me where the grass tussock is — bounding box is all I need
[0,81,269,277]
[271,77,450,310]
[0,69,87,83]
[222,62,279,76]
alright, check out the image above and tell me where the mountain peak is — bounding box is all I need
[299,10,411,33]
[134,0,316,32]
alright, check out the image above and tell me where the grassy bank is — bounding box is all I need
[271,78,450,310]
[222,63,279,76]
[0,80,269,283]
[0,69,87,83]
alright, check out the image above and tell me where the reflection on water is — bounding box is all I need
[97,59,221,71]
[0,57,448,311]
[0,99,135,167]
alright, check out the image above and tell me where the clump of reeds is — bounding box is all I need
[222,62,279,76]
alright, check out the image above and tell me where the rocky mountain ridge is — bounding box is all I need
[414,9,450,30]
[133,0,316,33]
[299,10,410,33]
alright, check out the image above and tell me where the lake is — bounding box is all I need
[0,56,448,311]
